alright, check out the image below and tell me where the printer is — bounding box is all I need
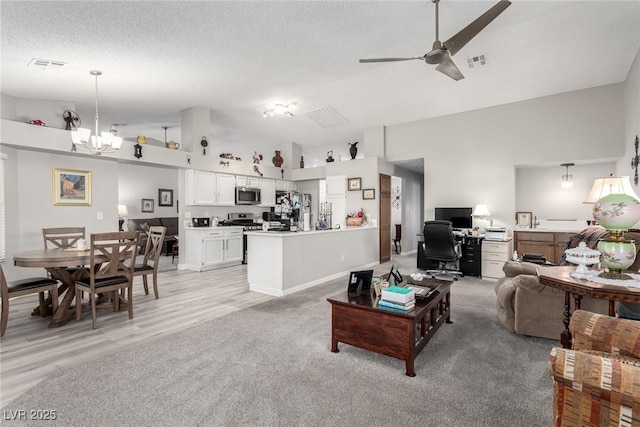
[484,227,511,241]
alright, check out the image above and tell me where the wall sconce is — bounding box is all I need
[472,204,493,227]
[560,163,574,189]
[263,102,298,118]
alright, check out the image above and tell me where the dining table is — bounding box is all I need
[13,247,103,327]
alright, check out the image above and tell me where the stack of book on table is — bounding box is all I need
[379,286,415,312]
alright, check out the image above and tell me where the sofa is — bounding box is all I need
[549,310,640,426]
[126,217,179,255]
[494,261,609,340]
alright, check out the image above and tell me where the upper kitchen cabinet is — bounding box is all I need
[186,169,216,205]
[260,178,276,207]
[216,173,236,206]
[276,180,297,192]
[185,170,235,206]
[236,176,261,189]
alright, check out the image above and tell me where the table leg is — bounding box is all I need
[561,291,572,349]
[405,357,416,377]
[46,267,83,328]
[445,292,453,324]
[609,300,616,317]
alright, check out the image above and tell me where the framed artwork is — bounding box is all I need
[362,188,375,200]
[53,168,91,206]
[516,211,532,227]
[141,198,154,213]
[348,177,362,191]
[158,189,173,206]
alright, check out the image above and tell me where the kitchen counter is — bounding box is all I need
[514,227,584,233]
[246,226,379,296]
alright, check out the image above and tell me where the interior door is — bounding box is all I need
[379,174,391,263]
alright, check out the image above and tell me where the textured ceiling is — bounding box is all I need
[2,1,639,163]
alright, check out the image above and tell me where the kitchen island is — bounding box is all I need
[246,226,379,296]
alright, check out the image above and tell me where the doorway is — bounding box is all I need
[379,174,391,263]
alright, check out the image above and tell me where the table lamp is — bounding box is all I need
[472,204,493,227]
[590,176,640,279]
[118,204,129,231]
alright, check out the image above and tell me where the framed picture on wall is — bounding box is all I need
[141,198,154,213]
[516,211,532,228]
[158,189,173,206]
[52,168,92,206]
[362,189,375,200]
[348,177,362,191]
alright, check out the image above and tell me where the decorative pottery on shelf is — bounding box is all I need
[348,141,359,159]
[167,140,180,150]
[136,135,147,144]
[300,156,304,169]
[272,150,283,167]
[593,194,640,231]
[564,242,601,279]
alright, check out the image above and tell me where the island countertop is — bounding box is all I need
[246,225,379,296]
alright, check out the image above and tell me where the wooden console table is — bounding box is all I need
[538,266,640,348]
[327,279,452,376]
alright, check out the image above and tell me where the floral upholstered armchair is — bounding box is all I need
[548,310,640,426]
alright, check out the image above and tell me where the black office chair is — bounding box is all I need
[422,220,463,281]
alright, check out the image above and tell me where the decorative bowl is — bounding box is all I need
[346,217,363,226]
[564,242,601,279]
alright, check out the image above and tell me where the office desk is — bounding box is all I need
[417,235,484,277]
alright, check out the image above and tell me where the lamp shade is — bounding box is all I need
[584,176,640,203]
[472,204,491,217]
[118,204,129,217]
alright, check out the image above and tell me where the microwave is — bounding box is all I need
[236,187,261,205]
[192,217,211,227]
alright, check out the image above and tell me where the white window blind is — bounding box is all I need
[0,153,6,261]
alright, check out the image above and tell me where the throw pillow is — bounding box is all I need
[139,222,150,233]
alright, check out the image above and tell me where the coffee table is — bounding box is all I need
[327,277,452,376]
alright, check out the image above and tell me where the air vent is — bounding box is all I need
[305,106,349,128]
[28,58,67,69]
[466,54,487,69]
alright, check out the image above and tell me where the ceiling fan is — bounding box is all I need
[359,0,511,81]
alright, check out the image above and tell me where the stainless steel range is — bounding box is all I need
[219,213,261,264]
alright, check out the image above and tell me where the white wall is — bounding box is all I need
[384,83,625,229]
[118,163,179,219]
[516,162,616,224]
[3,148,120,279]
[616,48,640,178]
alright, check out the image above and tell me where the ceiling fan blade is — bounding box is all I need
[359,57,423,63]
[435,56,464,81]
[443,0,511,57]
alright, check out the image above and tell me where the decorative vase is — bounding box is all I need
[300,156,304,169]
[349,142,358,159]
[272,150,283,167]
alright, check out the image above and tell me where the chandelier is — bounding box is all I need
[263,102,298,118]
[71,70,123,155]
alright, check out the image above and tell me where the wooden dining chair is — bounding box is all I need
[133,226,166,299]
[1,264,59,337]
[42,227,86,249]
[75,231,140,329]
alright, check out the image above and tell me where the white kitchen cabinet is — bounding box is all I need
[325,175,346,229]
[276,180,297,192]
[236,176,261,189]
[185,170,216,205]
[185,170,235,206]
[184,227,244,271]
[216,173,236,206]
[259,178,276,207]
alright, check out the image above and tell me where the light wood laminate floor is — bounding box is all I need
[0,263,273,407]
